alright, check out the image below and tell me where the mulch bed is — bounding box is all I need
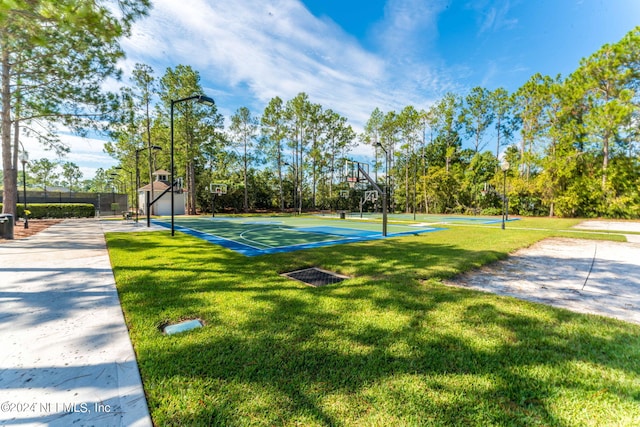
[0,219,62,241]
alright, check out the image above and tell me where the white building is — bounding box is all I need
[137,170,186,216]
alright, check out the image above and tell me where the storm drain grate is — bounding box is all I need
[282,267,348,287]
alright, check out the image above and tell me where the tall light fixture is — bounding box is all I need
[135,144,162,225]
[19,150,29,229]
[170,95,215,236]
[375,142,389,237]
[501,159,510,230]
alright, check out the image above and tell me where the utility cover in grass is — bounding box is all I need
[283,267,348,287]
[163,319,203,335]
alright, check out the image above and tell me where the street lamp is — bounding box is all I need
[501,159,510,230]
[375,142,389,237]
[135,144,162,225]
[19,150,29,229]
[170,94,215,236]
[110,171,122,216]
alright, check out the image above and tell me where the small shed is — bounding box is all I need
[137,170,186,216]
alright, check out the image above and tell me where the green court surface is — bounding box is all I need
[153,215,444,256]
[338,212,517,225]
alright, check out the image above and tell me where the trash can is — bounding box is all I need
[339,211,346,220]
[0,214,14,240]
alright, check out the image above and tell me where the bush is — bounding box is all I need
[480,207,503,216]
[0,203,95,219]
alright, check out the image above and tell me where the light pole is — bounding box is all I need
[501,159,509,230]
[19,150,29,229]
[170,94,215,236]
[110,171,122,216]
[376,142,389,237]
[135,145,162,224]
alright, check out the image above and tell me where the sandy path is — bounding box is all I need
[446,225,640,325]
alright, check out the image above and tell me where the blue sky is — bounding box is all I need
[28,0,640,178]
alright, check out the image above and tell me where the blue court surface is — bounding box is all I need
[153,216,444,256]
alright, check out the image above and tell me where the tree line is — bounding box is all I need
[105,66,358,215]
[105,26,639,218]
[2,1,637,219]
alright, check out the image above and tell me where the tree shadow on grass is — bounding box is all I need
[141,283,640,426]
[108,232,640,425]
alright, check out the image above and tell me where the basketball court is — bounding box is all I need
[152,216,443,256]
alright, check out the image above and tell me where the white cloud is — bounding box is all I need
[121,0,449,129]
[474,0,519,34]
[17,0,457,178]
[21,133,117,181]
[375,0,443,51]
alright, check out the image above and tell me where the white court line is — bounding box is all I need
[172,223,267,251]
[238,227,276,249]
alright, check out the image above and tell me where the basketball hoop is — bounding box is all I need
[364,190,379,203]
[209,183,227,218]
[210,183,228,195]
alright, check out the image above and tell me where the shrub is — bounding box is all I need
[0,203,96,219]
[480,207,503,216]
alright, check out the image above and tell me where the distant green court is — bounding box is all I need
[341,212,516,225]
[153,215,445,256]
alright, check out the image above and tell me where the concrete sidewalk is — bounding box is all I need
[0,218,159,426]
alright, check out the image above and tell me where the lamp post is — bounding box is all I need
[501,159,509,230]
[375,142,389,237]
[170,94,215,236]
[135,145,162,224]
[110,171,122,216]
[19,150,29,229]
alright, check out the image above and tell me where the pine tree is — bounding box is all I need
[1,0,150,216]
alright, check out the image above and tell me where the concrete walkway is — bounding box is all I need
[0,218,161,426]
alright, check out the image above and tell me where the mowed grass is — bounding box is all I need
[106,218,640,426]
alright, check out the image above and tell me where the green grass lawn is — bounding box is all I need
[106,217,640,426]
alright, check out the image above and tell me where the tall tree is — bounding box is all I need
[324,109,355,200]
[432,93,463,173]
[461,86,494,153]
[285,93,312,214]
[306,102,324,209]
[260,96,287,212]
[514,73,553,180]
[379,111,400,211]
[363,107,385,182]
[1,0,150,216]
[131,63,159,212]
[30,158,59,198]
[61,161,82,193]
[159,65,224,215]
[574,26,640,190]
[397,105,422,213]
[229,106,258,212]
[489,87,518,160]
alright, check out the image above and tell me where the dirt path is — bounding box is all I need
[446,223,640,325]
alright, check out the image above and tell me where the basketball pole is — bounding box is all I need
[356,163,387,237]
[375,143,390,237]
